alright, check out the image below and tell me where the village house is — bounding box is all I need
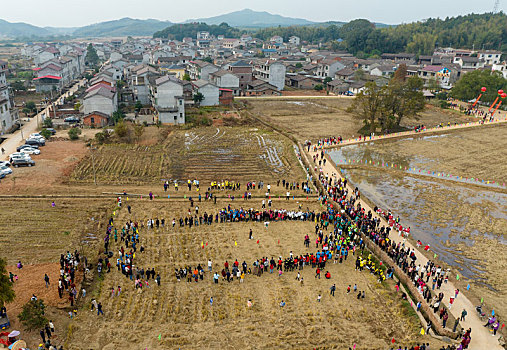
[83,111,110,127]
[209,70,240,95]
[192,80,220,106]
[453,56,485,70]
[150,75,185,125]
[288,36,301,46]
[245,80,282,96]
[219,89,234,105]
[228,60,253,91]
[187,60,219,80]
[83,85,118,116]
[478,50,502,65]
[316,59,345,78]
[285,74,319,89]
[253,60,286,90]
[0,60,18,134]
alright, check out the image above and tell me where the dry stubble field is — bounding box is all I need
[246,98,476,142]
[71,126,303,185]
[67,198,444,350]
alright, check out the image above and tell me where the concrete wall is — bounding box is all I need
[83,95,116,116]
[199,84,219,106]
[269,63,286,91]
[156,81,183,108]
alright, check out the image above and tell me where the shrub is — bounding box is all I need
[114,121,129,138]
[314,84,324,91]
[18,299,48,331]
[43,118,53,128]
[68,128,81,140]
[40,129,52,140]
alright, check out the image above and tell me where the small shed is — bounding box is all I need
[83,111,110,127]
[219,89,234,105]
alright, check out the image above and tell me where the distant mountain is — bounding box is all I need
[185,9,316,28]
[44,27,78,36]
[0,19,51,38]
[72,18,172,38]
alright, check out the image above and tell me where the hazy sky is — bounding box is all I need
[2,0,505,27]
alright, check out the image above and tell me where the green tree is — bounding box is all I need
[193,92,205,106]
[393,64,408,82]
[323,77,332,84]
[112,111,125,124]
[114,121,129,138]
[133,124,144,141]
[354,69,365,81]
[427,76,441,92]
[182,74,191,81]
[203,56,213,64]
[43,118,53,128]
[451,70,507,104]
[134,101,143,112]
[18,299,48,331]
[40,129,52,140]
[0,257,15,307]
[68,127,81,140]
[314,84,324,91]
[295,62,303,69]
[85,43,99,66]
[347,82,383,134]
[25,101,37,113]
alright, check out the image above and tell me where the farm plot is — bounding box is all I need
[71,126,303,184]
[0,198,112,265]
[247,98,476,142]
[67,198,444,350]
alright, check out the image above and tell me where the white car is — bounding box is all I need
[0,161,10,167]
[0,165,12,175]
[9,152,31,162]
[29,133,45,140]
[19,147,40,155]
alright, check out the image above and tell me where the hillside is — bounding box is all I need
[0,19,51,38]
[185,9,315,28]
[72,18,172,38]
[154,22,242,41]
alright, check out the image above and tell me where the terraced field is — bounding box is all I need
[71,127,303,185]
[67,199,441,350]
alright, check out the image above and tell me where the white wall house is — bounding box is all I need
[83,86,118,116]
[151,75,185,125]
[254,61,286,91]
[0,60,18,134]
[209,70,240,95]
[192,80,219,106]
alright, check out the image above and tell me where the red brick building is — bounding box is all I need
[83,111,110,127]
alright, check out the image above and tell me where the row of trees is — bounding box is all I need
[206,12,506,57]
[153,22,241,41]
[347,74,426,134]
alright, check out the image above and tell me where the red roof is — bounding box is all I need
[33,75,62,80]
[219,88,233,92]
[32,67,41,71]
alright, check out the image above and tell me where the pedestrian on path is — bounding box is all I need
[44,274,50,287]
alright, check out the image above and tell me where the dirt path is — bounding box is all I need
[317,115,507,149]
[1,79,86,161]
[306,147,503,349]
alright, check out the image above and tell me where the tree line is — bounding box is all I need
[153,13,506,57]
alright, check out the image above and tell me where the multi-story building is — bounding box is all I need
[228,60,252,91]
[0,60,19,134]
[150,75,185,125]
[253,60,286,91]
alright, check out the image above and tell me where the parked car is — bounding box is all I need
[29,133,45,140]
[64,116,80,123]
[18,147,40,155]
[0,173,5,180]
[9,153,31,163]
[17,144,39,152]
[0,161,10,167]
[25,138,45,146]
[11,158,35,167]
[0,165,12,175]
[44,128,57,135]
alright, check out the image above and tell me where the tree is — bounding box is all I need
[427,76,441,92]
[68,128,81,140]
[85,43,99,66]
[314,84,324,91]
[134,101,143,112]
[112,111,125,124]
[40,129,52,140]
[295,62,303,69]
[0,257,15,308]
[43,118,53,128]
[18,299,48,331]
[114,121,129,138]
[25,101,37,113]
[193,92,205,106]
[354,69,365,81]
[347,82,383,134]
[133,124,144,141]
[323,77,332,84]
[393,64,408,82]
[451,70,507,104]
[203,56,213,63]
[182,74,191,81]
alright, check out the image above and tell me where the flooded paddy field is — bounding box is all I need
[327,125,507,318]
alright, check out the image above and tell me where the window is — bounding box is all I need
[180,113,183,118]
[179,100,182,106]
[90,117,95,124]
[174,116,177,121]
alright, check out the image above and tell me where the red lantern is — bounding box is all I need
[481,87,487,92]
[502,93,507,98]
[498,90,504,95]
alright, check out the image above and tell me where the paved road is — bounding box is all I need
[306,135,503,349]
[1,79,86,161]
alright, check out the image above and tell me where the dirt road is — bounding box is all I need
[306,146,503,349]
[1,79,86,161]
